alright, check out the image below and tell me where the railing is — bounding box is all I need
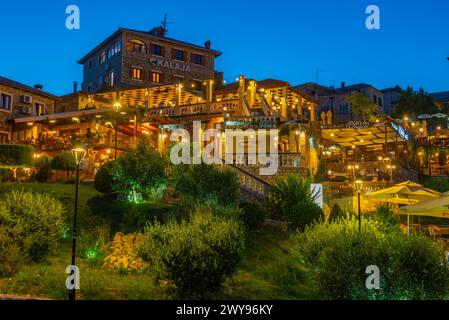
[148,100,239,118]
[216,157,272,200]
[226,153,302,169]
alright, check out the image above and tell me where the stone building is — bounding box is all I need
[296,82,385,124]
[78,24,222,94]
[0,76,59,143]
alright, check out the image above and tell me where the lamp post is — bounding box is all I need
[386,164,396,187]
[383,157,391,187]
[354,179,363,232]
[377,156,383,180]
[348,164,360,181]
[295,130,300,153]
[113,102,122,160]
[69,147,86,301]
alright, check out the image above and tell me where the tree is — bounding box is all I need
[348,92,379,121]
[51,152,76,179]
[111,142,167,202]
[0,144,34,180]
[394,86,437,118]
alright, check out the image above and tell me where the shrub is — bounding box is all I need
[0,225,23,276]
[174,163,239,205]
[94,161,115,194]
[239,201,268,230]
[111,142,167,202]
[33,155,53,182]
[104,233,147,272]
[139,208,245,298]
[268,176,323,230]
[293,218,449,300]
[51,152,76,179]
[0,144,34,167]
[0,190,65,264]
[369,203,400,234]
[424,176,449,193]
[0,167,12,182]
[389,234,449,300]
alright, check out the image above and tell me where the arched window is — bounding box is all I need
[127,39,147,54]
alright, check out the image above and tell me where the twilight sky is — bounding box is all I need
[0,0,448,95]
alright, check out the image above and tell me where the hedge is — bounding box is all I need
[0,144,34,167]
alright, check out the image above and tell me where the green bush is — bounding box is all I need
[139,208,245,299]
[33,156,53,182]
[0,190,65,265]
[111,142,167,201]
[0,225,23,276]
[88,195,174,233]
[51,152,76,179]
[390,234,449,300]
[0,144,34,167]
[0,167,12,182]
[174,164,239,204]
[268,176,323,230]
[94,161,115,194]
[424,176,449,193]
[369,203,400,234]
[239,201,268,230]
[293,218,449,300]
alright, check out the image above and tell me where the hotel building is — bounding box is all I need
[78,25,222,94]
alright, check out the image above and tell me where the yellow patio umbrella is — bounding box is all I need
[363,184,440,205]
[399,192,449,235]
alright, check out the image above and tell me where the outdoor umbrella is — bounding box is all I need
[432,113,448,119]
[363,183,440,205]
[417,114,432,119]
[399,192,449,234]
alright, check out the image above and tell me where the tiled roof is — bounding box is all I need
[0,76,59,100]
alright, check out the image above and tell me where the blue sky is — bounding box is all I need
[0,0,448,95]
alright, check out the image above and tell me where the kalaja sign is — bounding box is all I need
[150,56,191,73]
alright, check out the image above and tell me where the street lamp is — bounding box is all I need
[387,164,396,187]
[348,165,360,181]
[383,157,392,187]
[69,147,86,301]
[295,130,300,153]
[113,102,122,160]
[354,179,363,232]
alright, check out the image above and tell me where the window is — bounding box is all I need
[190,80,203,91]
[108,42,121,58]
[373,95,377,104]
[151,72,162,83]
[339,104,350,114]
[99,51,106,64]
[34,102,45,116]
[88,60,93,70]
[128,40,147,54]
[130,68,144,80]
[192,53,204,65]
[152,44,163,56]
[0,93,12,111]
[378,97,383,107]
[174,49,185,61]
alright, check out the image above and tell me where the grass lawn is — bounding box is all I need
[0,182,314,300]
